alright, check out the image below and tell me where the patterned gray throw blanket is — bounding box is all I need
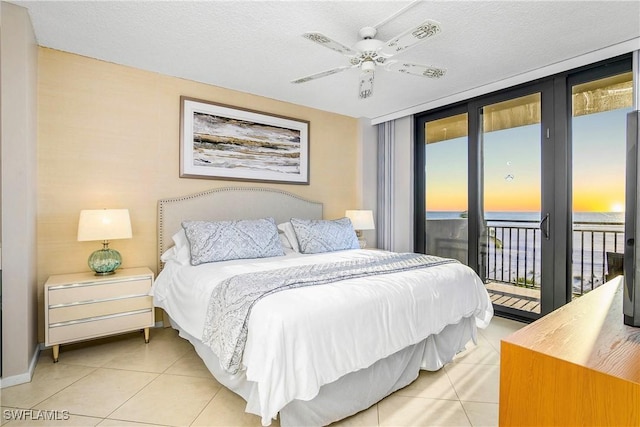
[202,252,458,374]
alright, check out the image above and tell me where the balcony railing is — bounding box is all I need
[484,219,539,288]
[485,219,624,296]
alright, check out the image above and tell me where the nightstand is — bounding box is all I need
[44,267,155,362]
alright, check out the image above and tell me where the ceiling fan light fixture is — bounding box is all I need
[361,60,375,73]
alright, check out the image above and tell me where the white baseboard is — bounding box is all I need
[0,344,40,388]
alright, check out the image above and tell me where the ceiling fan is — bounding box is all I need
[291,20,446,99]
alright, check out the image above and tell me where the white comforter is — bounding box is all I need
[151,249,493,424]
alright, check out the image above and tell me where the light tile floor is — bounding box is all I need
[1,317,524,427]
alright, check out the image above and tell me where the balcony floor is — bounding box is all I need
[486,281,541,314]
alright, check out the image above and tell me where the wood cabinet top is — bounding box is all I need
[502,276,640,384]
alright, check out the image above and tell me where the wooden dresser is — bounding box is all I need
[499,276,640,426]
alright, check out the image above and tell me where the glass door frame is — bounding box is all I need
[566,58,634,300]
[415,81,568,321]
[470,80,566,320]
[414,104,468,254]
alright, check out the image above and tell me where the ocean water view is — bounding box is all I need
[426,211,625,295]
[426,210,624,223]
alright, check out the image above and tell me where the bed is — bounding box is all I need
[151,187,493,426]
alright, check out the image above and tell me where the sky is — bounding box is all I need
[572,108,628,212]
[425,107,630,214]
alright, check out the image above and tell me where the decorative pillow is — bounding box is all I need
[278,222,300,252]
[290,217,360,254]
[182,218,284,265]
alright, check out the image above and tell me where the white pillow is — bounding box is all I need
[281,246,295,255]
[160,229,191,265]
[290,217,359,254]
[279,232,293,250]
[277,222,300,252]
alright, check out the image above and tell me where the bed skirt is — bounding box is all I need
[171,316,477,427]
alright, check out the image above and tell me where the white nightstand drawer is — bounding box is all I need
[48,309,153,345]
[48,295,153,324]
[48,277,152,305]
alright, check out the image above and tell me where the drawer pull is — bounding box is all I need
[48,276,151,290]
[49,293,150,309]
[49,308,152,328]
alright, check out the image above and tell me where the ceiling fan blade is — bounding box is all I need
[381,20,442,57]
[387,62,446,79]
[291,66,352,84]
[359,70,374,99]
[302,32,357,56]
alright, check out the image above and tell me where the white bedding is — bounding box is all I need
[151,249,493,425]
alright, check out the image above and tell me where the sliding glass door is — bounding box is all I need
[479,92,545,316]
[422,112,469,263]
[415,54,632,321]
[569,68,633,300]
[416,84,557,321]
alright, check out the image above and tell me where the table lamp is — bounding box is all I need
[77,209,132,275]
[345,209,375,248]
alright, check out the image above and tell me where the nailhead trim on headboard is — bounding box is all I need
[157,187,323,272]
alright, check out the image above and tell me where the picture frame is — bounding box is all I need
[180,96,310,184]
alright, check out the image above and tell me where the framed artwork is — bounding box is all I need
[180,96,310,184]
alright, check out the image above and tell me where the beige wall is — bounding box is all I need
[37,48,359,341]
[1,1,39,381]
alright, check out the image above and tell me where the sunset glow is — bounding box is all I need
[426,107,629,215]
[610,202,625,213]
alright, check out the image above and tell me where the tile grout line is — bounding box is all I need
[27,364,99,411]
[443,361,476,427]
[187,384,224,427]
[101,371,162,422]
[164,342,222,426]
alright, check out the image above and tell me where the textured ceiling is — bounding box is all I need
[16,1,640,121]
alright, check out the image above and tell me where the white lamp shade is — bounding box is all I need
[345,210,375,230]
[77,209,132,242]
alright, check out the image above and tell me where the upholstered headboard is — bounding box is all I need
[157,187,323,271]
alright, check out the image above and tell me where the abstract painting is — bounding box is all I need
[180,97,309,184]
